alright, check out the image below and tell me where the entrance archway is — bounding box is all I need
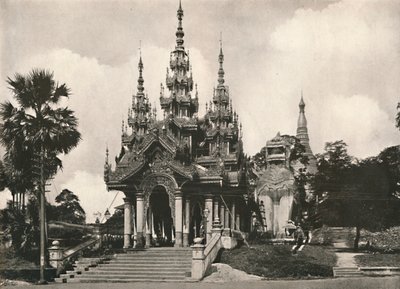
[150,185,174,246]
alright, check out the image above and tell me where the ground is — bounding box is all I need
[1,277,399,289]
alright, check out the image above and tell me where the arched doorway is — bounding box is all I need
[150,185,174,246]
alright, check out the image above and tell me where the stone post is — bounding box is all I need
[136,193,144,248]
[191,238,205,280]
[48,241,63,271]
[123,197,132,248]
[175,189,183,247]
[204,196,213,243]
[231,201,236,231]
[183,197,190,247]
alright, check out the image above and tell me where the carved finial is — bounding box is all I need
[195,83,198,98]
[176,0,185,49]
[218,36,225,86]
[105,145,109,165]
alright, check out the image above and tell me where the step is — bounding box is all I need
[75,274,185,280]
[116,255,191,259]
[96,265,190,270]
[109,260,191,265]
[82,271,186,276]
[67,278,188,283]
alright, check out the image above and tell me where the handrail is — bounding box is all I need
[62,237,99,259]
[204,233,221,257]
[191,230,222,280]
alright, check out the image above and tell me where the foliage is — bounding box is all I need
[220,244,337,279]
[396,102,400,130]
[378,145,400,199]
[49,189,86,224]
[355,253,400,267]
[309,140,400,249]
[313,140,354,195]
[360,226,400,253]
[0,69,81,202]
[0,198,39,256]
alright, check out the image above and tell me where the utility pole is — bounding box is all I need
[38,145,47,285]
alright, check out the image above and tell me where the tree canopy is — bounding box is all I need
[49,189,86,224]
[0,69,81,201]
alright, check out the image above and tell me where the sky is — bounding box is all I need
[1,0,400,222]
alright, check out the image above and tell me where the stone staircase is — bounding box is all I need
[333,267,364,277]
[55,248,192,283]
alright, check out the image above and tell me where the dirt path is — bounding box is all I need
[332,243,364,267]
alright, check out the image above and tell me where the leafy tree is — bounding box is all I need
[0,69,81,192]
[0,69,81,279]
[50,189,86,224]
[313,140,354,197]
[311,141,398,249]
[378,145,400,199]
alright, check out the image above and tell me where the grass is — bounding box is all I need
[355,253,400,267]
[219,244,337,279]
[0,247,37,271]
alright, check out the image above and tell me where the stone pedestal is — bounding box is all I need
[48,241,63,271]
[191,239,205,280]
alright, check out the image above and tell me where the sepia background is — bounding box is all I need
[1,0,399,222]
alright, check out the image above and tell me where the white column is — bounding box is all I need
[175,189,183,247]
[224,204,230,228]
[136,193,144,248]
[213,198,219,223]
[220,204,225,228]
[183,197,190,247]
[123,197,132,249]
[231,201,236,231]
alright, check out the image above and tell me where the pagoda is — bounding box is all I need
[104,1,247,248]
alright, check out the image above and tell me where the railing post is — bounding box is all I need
[191,238,205,280]
[48,241,63,271]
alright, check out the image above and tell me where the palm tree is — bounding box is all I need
[0,69,81,283]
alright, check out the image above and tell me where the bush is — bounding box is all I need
[360,226,400,253]
[220,244,337,279]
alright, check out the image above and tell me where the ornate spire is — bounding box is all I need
[137,46,144,95]
[218,33,225,87]
[175,0,185,49]
[297,91,307,129]
[296,92,311,154]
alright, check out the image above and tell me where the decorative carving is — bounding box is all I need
[141,173,178,228]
